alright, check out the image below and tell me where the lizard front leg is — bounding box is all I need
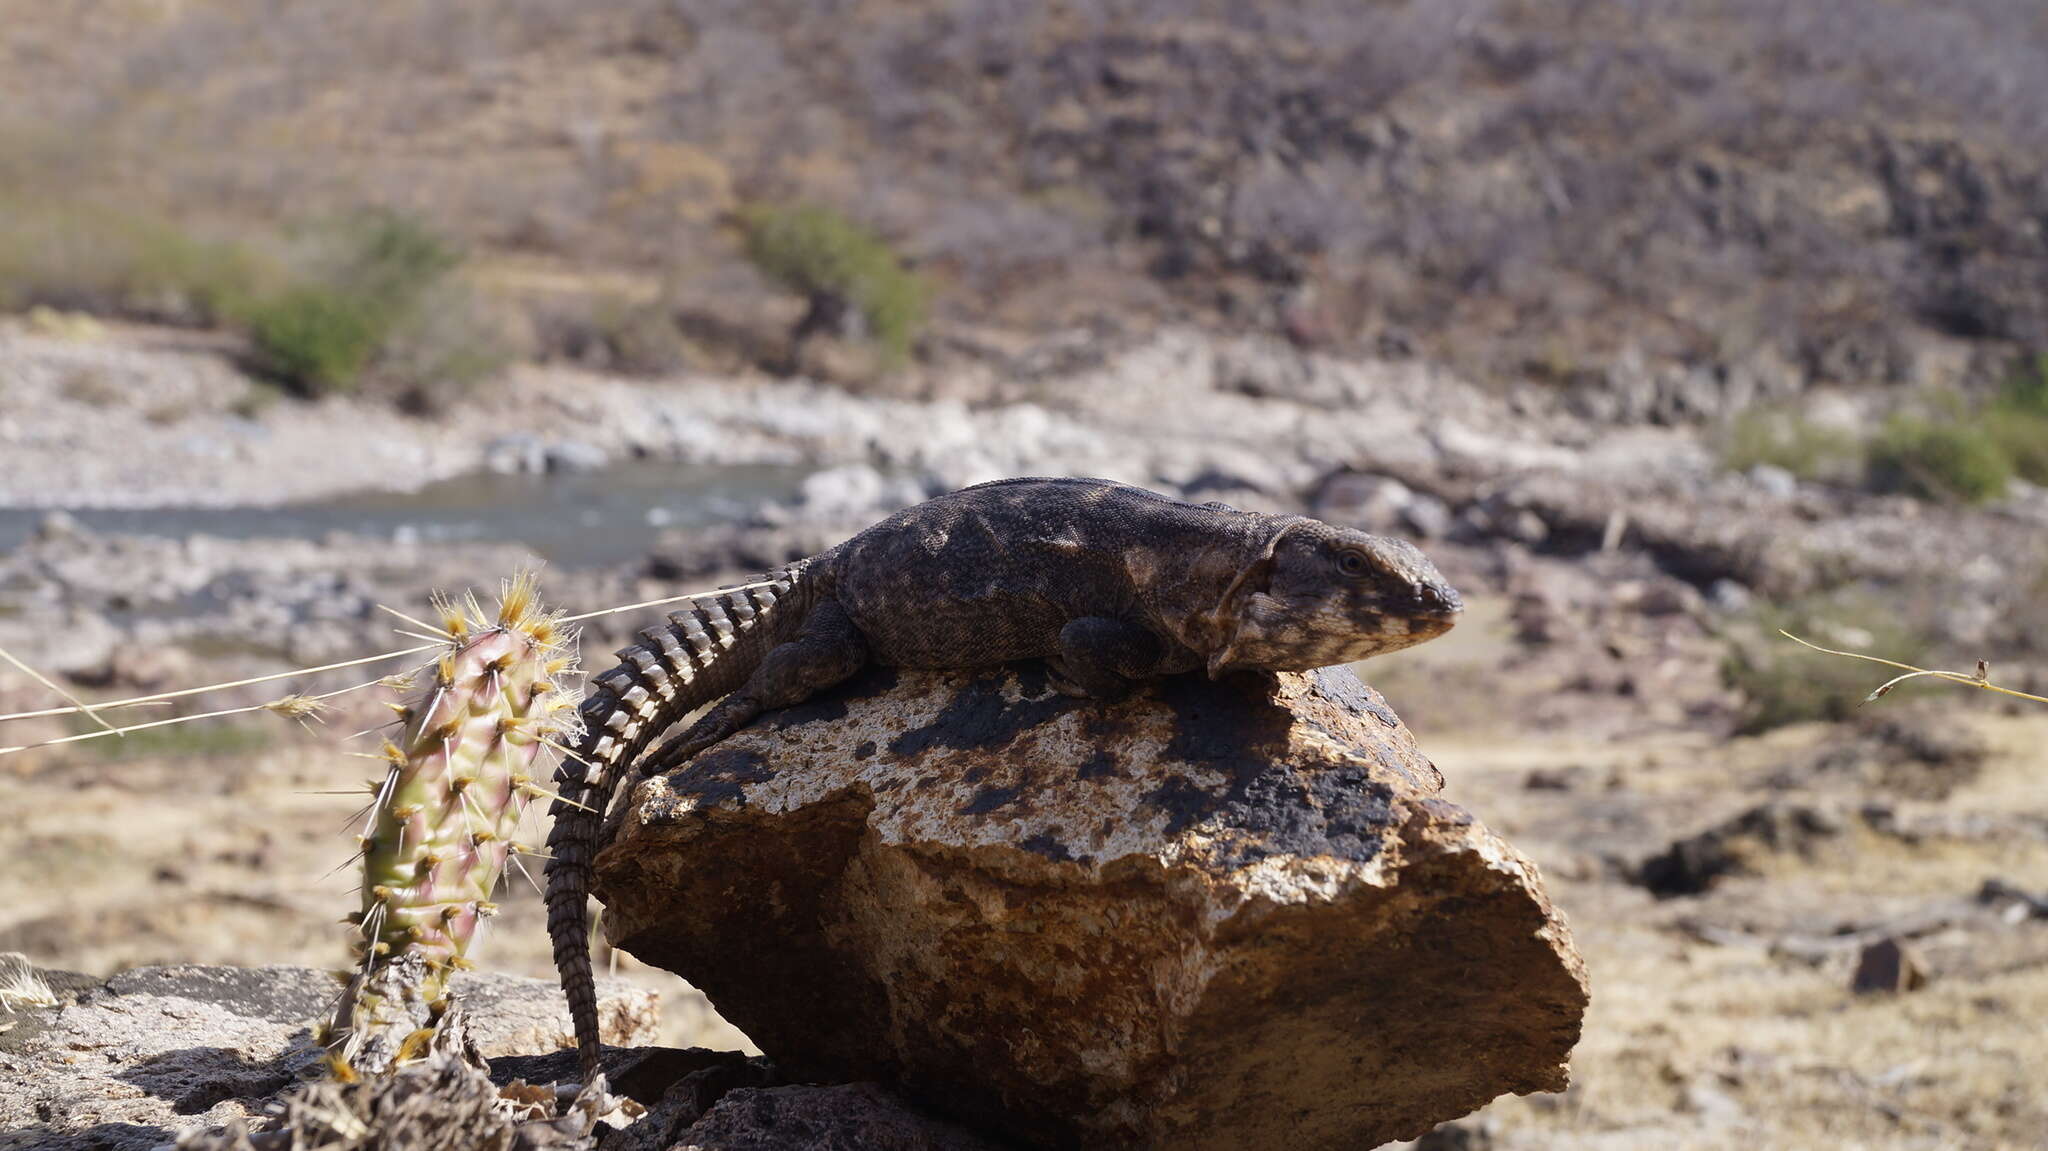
[640,597,868,776]
[1047,616,1170,700]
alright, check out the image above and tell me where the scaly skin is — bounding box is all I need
[545,477,1463,1081]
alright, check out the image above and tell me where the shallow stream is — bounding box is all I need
[0,461,808,568]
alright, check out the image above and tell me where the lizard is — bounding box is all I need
[544,476,1463,1081]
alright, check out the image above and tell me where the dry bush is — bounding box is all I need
[0,193,267,326]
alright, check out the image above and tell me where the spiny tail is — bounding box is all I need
[544,564,812,1081]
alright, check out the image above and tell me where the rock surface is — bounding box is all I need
[0,961,657,1151]
[672,1084,1006,1151]
[597,665,1589,1150]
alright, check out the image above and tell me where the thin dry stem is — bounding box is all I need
[558,579,783,625]
[0,579,743,730]
[376,603,454,639]
[0,679,384,758]
[0,643,443,727]
[1779,630,2048,706]
[0,642,115,733]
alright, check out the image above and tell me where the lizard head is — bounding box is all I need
[1208,521,1462,676]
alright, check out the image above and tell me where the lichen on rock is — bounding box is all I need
[596,664,1589,1150]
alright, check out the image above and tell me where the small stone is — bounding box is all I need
[797,464,890,521]
[1680,1080,1747,1120]
[1310,471,1415,534]
[1851,937,1928,994]
[33,510,85,543]
[483,433,549,475]
[1707,579,1752,613]
[545,440,609,473]
[1506,508,1549,544]
[1402,493,1455,539]
[1747,464,1798,499]
[1524,767,1581,791]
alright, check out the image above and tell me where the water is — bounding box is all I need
[0,461,809,569]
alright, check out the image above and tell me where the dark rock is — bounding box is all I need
[670,1083,1004,1151]
[1637,803,1846,898]
[1850,937,1928,994]
[597,665,1587,1150]
[544,440,609,473]
[1523,767,1583,792]
[1977,879,2048,921]
[1791,713,1990,799]
[1408,1118,1496,1151]
[489,1047,766,1109]
[576,1049,782,1151]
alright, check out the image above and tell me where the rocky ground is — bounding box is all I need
[2,320,2046,1148]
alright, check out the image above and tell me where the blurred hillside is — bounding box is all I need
[4,0,2046,399]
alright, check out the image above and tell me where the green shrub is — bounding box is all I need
[245,285,384,392]
[1980,409,2048,486]
[1999,351,2048,417]
[244,210,502,399]
[1983,352,2048,485]
[1717,407,1862,481]
[332,210,463,303]
[739,204,926,366]
[1722,595,1927,733]
[1866,414,2013,503]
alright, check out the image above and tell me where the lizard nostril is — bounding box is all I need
[1421,585,1463,614]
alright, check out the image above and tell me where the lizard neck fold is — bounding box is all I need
[1200,518,1306,677]
[1125,513,1307,671]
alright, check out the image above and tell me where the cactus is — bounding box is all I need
[325,574,576,1075]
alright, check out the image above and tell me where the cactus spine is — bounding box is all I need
[326,574,576,1075]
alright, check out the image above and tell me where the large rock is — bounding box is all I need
[596,666,1588,1150]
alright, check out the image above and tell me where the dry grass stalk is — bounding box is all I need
[1780,630,2048,707]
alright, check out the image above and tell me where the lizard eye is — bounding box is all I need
[1337,550,1371,577]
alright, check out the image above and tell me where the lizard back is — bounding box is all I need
[825,477,1291,667]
